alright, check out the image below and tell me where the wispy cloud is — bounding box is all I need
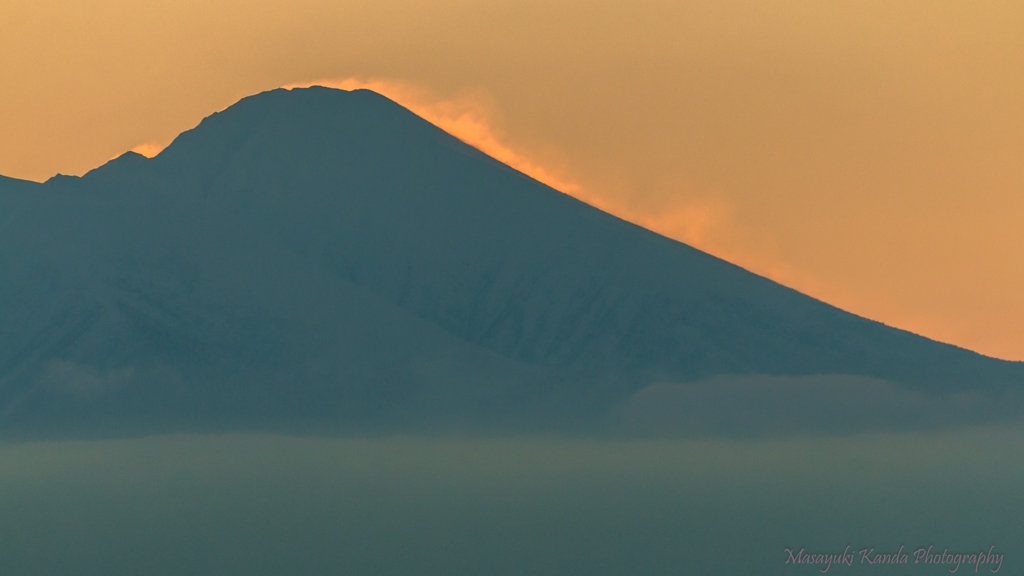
[283,78,580,195]
[129,143,165,158]
[281,78,800,285]
[40,359,135,398]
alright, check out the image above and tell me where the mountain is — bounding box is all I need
[1,86,1021,438]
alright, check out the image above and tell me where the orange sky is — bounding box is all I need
[2,0,1022,360]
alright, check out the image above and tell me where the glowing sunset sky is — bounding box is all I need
[2,0,1022,360]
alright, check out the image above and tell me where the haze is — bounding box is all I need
[0,429,1019,575]
[2,0,1022,360]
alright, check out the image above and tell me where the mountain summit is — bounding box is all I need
[1,86,1021,437]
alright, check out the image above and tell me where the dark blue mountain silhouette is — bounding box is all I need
[1,86,1020,438]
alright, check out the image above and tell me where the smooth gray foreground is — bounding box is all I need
[0,429,1020,576]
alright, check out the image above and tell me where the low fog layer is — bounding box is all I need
[622,374,1024,437]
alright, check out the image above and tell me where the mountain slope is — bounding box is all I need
[1,86,1020,437]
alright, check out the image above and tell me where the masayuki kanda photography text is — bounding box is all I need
[785,545,1004,573]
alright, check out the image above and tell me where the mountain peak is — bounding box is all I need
[145,86,479,190]
[1,85,1021,438]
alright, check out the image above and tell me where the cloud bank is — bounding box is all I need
[620,374,1024,437]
